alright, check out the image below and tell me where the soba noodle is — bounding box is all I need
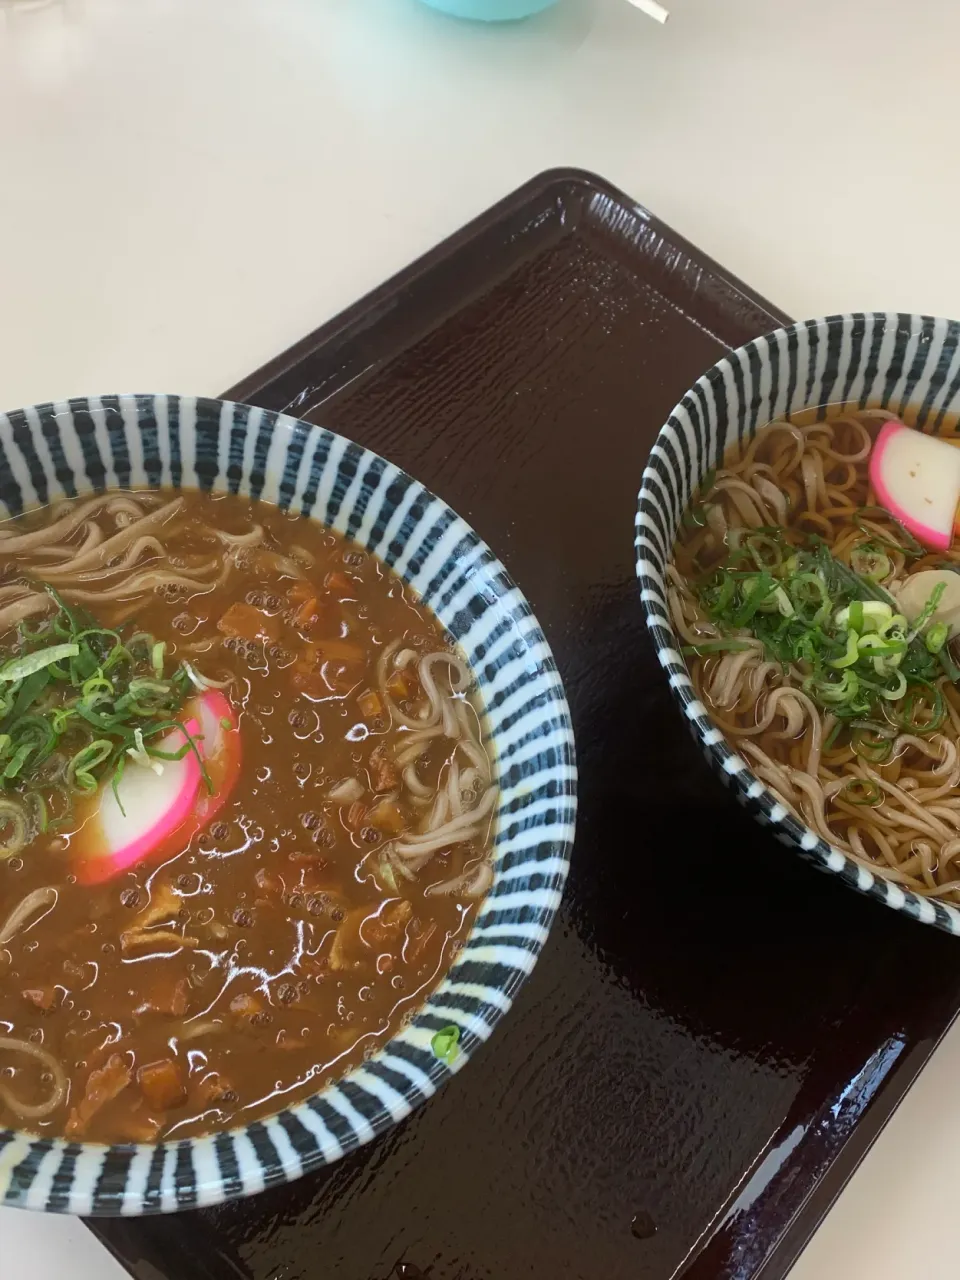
[672,408,960,904]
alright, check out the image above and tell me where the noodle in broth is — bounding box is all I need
[672,408,960,904]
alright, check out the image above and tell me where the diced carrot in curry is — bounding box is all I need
[357,689,382,719]
[385,668,410,700]
[366,798,406,836]
[66,1054,132,1138]
[363,900,413,949]
[135,976,190,1018]
[292,641,364,698]
[287,580,315,605]
[369,745,400,792]
[324,570,356,596]
[138,1058,187,1110]
[193,1071,236,1108]
[294,596,323,631]
[218,602,282,644]
[329,900,413,970]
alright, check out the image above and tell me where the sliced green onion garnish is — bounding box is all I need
[939,646,960,683]
[838,778,884,807]
[926,622,949,654]
[0,585,227,841]
[681,639,755,656]
[67,739,115,793]
[830,630,861,669]
[690,530,960,755]
[431,1024,461,1065]
[854,506,926,558]
[850,727,894,764]
[908,581,947,643]
[0,643,79,683]
[878,671,908,701]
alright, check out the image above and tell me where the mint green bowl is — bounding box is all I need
[420,0,558,18]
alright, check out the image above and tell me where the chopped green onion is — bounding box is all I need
[0,644,79,683]
[67,740,115,793]
[0,586,228,842]
[878,671,908,701]
[805,670,861,705]
[3,744,34,780]
[732,573,777,627]
[10,669,52,720]
[431,1024,461,1065]
[850,544,892,583]
[835,600,893,631]
[830,630,861,669]
[891,683,946,734]
[908,581,947,643]
[850,727,894,764]
[926,622,950,654]
[691,528,960,755]
[837,778,884,807]
[854,506,926,558]
[939,646,960,683]
[681,639,755,656]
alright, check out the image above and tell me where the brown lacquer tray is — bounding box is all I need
[88,170,960,1280]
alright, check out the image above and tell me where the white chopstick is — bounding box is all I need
[625,0,670,22]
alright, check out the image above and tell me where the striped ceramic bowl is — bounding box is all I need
[0,395,577,1213]
[636,313,960,937]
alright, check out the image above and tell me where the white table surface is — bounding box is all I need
[1,0,959,1275]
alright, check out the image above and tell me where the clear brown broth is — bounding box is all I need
[0,490,492,1142]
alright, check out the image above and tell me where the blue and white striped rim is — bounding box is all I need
[0,395,577,1213]
[636,313,960,938]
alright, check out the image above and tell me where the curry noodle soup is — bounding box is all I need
[0,490,496,1142]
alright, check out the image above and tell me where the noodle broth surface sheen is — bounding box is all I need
[671,405,960,907]
[0,489,496,1142]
